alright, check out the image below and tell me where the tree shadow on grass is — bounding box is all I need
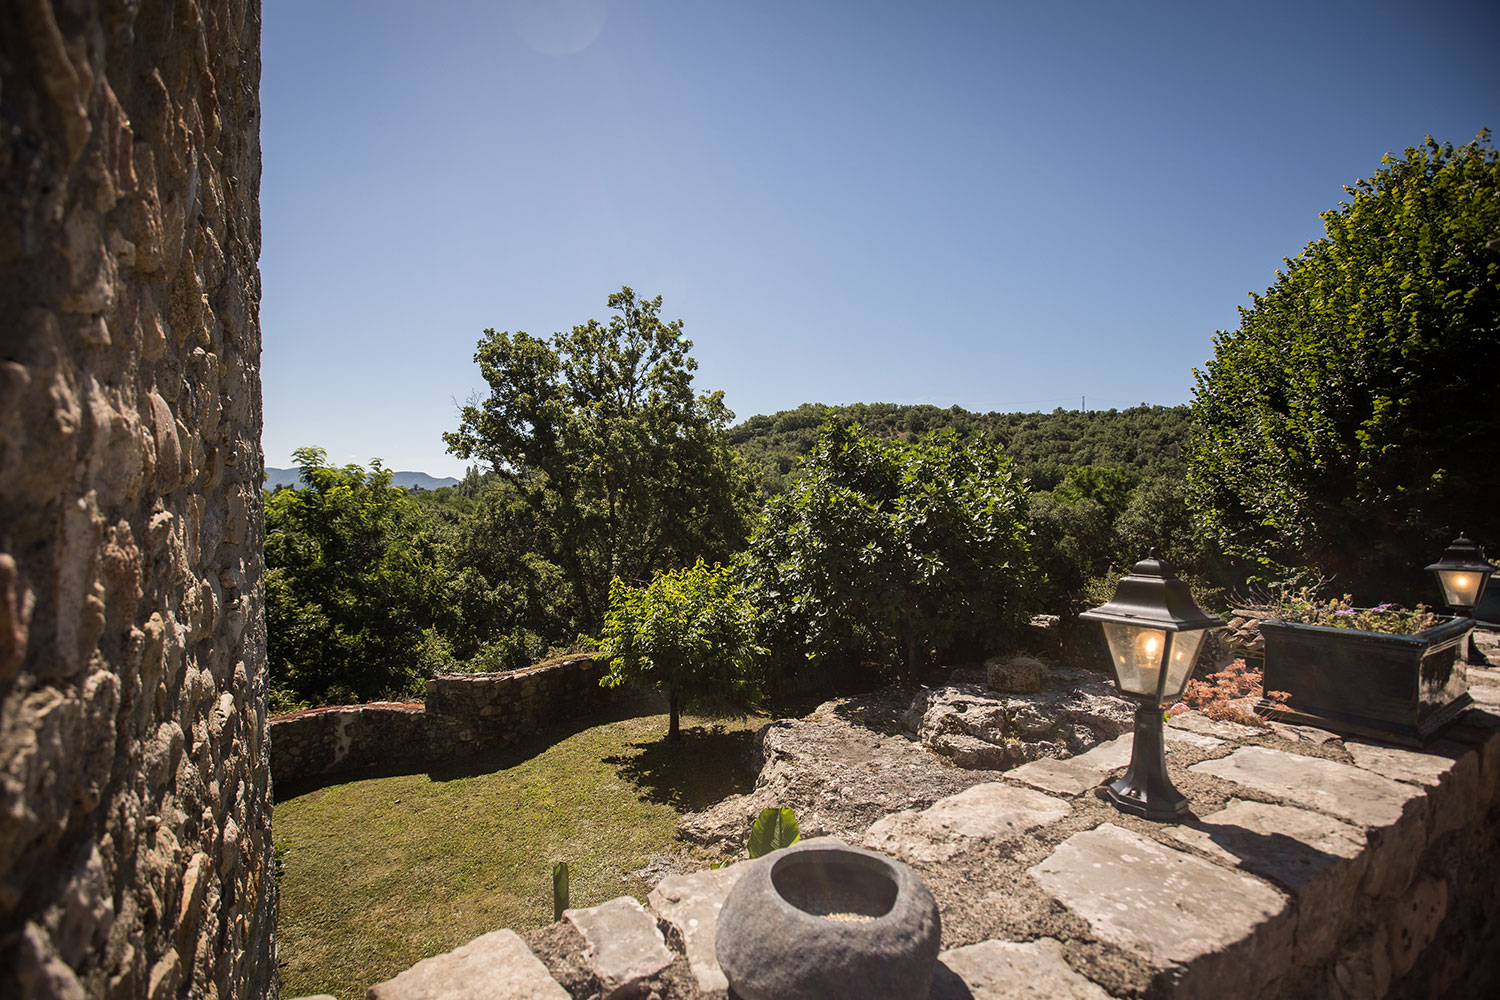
[601,724,763,812]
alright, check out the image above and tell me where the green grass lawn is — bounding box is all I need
[273,710,765,1000]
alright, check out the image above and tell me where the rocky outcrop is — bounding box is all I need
[679,665,1134,851]
[677,690,995,850]
[903,665,1134,770]
[0,2,272,997]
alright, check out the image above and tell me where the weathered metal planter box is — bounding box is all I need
[1256,616,1473,747]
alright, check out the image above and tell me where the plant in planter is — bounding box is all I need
[1167,659,1288,728]
[1255,589,1472,746]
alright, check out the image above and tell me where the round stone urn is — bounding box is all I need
[715,840,941,1000]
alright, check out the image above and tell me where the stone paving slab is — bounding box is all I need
[1004,756,1106,796]
[366,929,568,1000]
[565,896,674,998]
[1029,823,1292,993]
[863,782,1071,862]
[1344,740,1459,788]
[932,938,1110,999]
[1164,798,1365,886]
[1191,745,1419,828]
[1162,798,1367,963]
[1004,735,1131,795]
[1167,727,1227,749]
[1168,711,1263,741]
[647,860,756,993]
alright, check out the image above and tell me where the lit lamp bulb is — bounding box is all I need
[1133,629,1165,696]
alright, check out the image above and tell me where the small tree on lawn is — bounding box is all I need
[595,560,763,742]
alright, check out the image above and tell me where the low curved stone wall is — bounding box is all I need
[269,656,620,785]
[426,656,609,758]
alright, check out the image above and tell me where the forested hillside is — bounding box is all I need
[263,137,1500,715]
[727,402,1191,495]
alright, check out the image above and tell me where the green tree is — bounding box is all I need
[265,448,448,707]
[444,288,755,633]
[434,473,580,666]
[1189,134,1500,599]
[595,560,763,741]
[744,421,1034,686]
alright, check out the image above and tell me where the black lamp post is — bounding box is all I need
[1080,549,1224,821]
[1425,533,1496,664]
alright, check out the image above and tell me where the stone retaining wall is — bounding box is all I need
[355,660,1500,999]
[0,1,273,997]
[269,657,620,784]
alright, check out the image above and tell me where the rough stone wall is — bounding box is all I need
[268,658,631,785]
[0,2,272,998]
[425,657,611,757]
[269,704,426,787]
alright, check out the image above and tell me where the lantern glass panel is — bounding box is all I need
[1434,569,1486,610]
[1162,629,1207,701]
[1103,624,1168,697]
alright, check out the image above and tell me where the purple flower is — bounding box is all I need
[1333,609,1356,615]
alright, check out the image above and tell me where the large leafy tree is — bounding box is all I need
[444,288,755,633]
[265,448,448,707]
[745,421,1034,686]
[1189,134,1500,600]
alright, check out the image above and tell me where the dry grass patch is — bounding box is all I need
[274,711,765,1000]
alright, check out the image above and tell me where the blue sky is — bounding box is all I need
[260,0,1499,478]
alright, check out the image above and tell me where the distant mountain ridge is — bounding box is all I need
[263,467,460,492]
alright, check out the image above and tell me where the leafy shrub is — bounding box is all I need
[1189,134,1500,600]
[744,422,1034,688]
[265,448,447,705]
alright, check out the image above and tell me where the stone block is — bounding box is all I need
[1028,824,1292,994]
[647,861,755,993]
[565,896,673,998]
[1190,746,1419,828]
[366,929,567,1000]
[863,782,1071,863]
[1331,923,1392,1000]
[1346,738,1476,837]
[1386,876,1448,978]
[932,938,1110,1000]
[986,656,1043,694]
[1162,798,1366,964]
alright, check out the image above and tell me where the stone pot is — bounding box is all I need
[715,839,941,1000]
[1257,615,1473,746]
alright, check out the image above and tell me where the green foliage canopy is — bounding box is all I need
[265,448,448,707]
[744,422,1034,685]
[1189,134,1500,599]
[445,288,755,632]
[595,559,763,741]
[728,402,1192,496]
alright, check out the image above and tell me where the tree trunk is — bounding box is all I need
[668,686,681,741]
